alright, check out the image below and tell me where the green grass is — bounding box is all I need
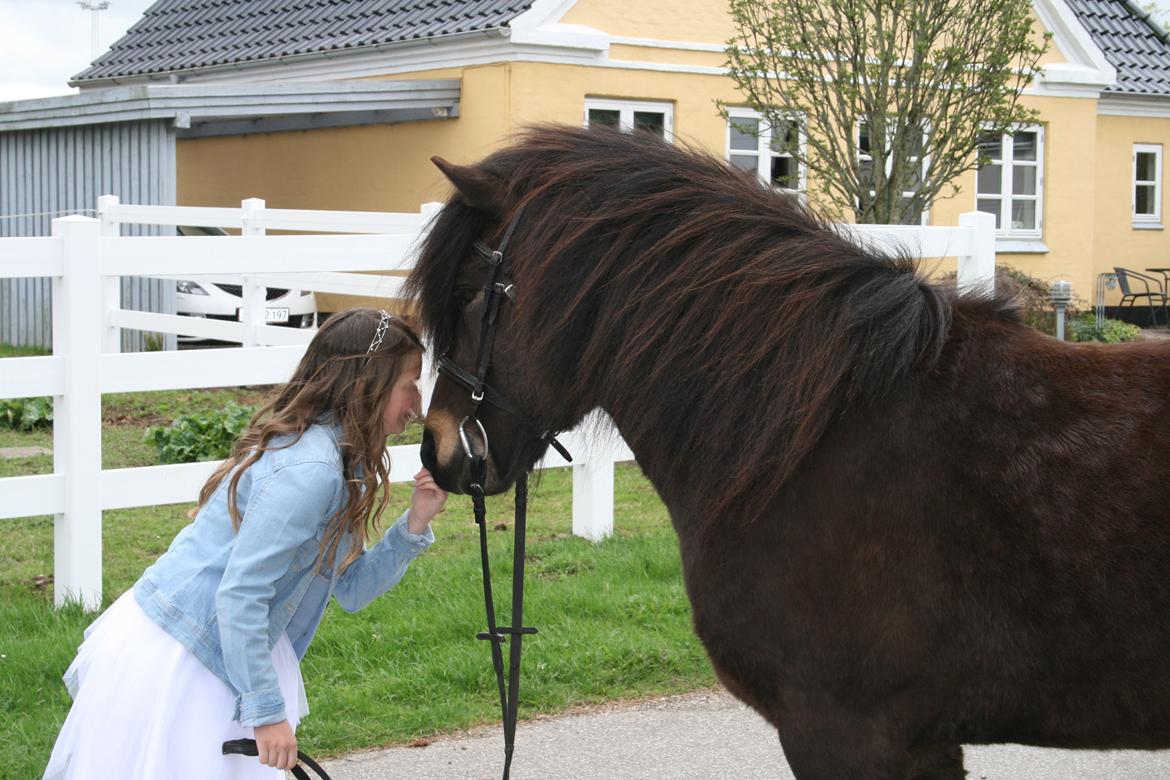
[0,387,711,779]
[0,343,49,358]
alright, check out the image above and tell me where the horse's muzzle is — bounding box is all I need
[419,428,483,495]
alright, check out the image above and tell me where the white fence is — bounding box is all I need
[0,199,995,609]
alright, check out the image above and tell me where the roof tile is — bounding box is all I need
[73,0,533,81]
[1066,0,1170,96]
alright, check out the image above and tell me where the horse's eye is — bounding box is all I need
[454,286,479,306]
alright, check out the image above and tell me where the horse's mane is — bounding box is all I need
[409,126,1014,519]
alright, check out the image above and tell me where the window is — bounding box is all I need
[976,127,1043,237]
[1133,144,1163,227]
[857,120,930,225]
[726,109,804,193]
[584,99,673,141]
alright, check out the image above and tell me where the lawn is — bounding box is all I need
[0,367,714,779]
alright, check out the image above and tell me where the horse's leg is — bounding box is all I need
[908,743,966,780]
[776,697,910,780]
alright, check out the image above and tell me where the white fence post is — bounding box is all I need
[51,216,104,610]
[420,201,443,226]
[241,197,267,237]
[958,211,996,296]
[241,198,267,346]
[572,418,615,541]
[97,195,122,354]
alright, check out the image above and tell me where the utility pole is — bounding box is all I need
[77,1,111,60]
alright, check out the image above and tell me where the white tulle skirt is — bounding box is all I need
[44,590,308,780]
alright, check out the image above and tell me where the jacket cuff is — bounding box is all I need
[390,510,435,555]
[233,688,287,727]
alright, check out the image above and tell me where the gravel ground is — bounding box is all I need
[299,689,1170,780]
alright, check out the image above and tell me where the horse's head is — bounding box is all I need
[408,150,579,496]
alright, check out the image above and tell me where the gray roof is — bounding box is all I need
[1,81,460,137]
[72,0,534,84]
[1065,0,1170,95]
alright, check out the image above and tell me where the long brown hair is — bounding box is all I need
[195,308,423,573]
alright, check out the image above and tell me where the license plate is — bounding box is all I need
[265,308,289,323]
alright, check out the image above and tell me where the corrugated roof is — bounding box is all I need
[72,0,534,83]
[1065,0,1170,95]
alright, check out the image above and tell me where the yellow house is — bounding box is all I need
[71,0,1170,315]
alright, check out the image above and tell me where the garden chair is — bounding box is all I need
[1113,266,1168,327]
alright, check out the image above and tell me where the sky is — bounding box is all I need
[4,0,1170,102]
[0,0,156,101]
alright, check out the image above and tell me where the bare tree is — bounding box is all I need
[723,0,1049,223]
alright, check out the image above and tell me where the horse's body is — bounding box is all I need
[407,126,1170,779]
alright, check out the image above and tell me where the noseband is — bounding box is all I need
[435,205,571,779]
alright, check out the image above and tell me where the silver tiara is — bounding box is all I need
[365,310,393,357]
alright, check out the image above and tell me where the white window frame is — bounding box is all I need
[856,120,931,226]
[584,98,674,143]
[1133,143,1163,228]
[725,107,807,196]
[976,125,1044,239]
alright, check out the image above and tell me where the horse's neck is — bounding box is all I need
[597,403,710,521]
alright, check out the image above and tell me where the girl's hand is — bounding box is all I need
[407,468,447,533]
[254,719,297,771]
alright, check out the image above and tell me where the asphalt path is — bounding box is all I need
[311,689,1170,779]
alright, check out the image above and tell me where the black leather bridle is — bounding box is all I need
[435,205,570,780]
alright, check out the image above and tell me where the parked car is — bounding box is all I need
[175,225,316,343]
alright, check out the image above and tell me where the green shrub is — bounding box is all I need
[0,397,53,431]
[991,265,1070,336]
[1068,315,1143,344]
[145,402,256,464]
[942,265,1081,336]
[142,332,165,352]
[0,343,50,358]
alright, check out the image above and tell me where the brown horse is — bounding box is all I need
[406,125,1170,779]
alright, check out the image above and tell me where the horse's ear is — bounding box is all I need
[432,157,504,214]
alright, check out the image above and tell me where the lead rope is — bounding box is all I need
[221,738,332,779]
[470,451,535,779]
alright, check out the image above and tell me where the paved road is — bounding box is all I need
[314,689,1170,779]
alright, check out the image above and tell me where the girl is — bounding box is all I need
[44,308,447,778]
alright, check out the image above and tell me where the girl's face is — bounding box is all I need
[382,350,423,436]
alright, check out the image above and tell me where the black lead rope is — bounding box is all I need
[470,458,535,780]
[222,738,332,780]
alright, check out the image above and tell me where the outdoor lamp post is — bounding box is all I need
[1050,280,1073,341]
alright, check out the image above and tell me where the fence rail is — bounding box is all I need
[0,197,995,609]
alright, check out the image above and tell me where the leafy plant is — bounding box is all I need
[724,0,1049,223]
[994,265,1059,335]
[940,264,1082,336]
[145,402,256,464]
[142,332,165,352]
[1068,315,1143,344]
[0,343,50,358]
[0,397,54,431]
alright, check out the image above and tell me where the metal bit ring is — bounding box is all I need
[459,416,490,462]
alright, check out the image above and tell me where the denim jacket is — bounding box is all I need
[132,422,434,727]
